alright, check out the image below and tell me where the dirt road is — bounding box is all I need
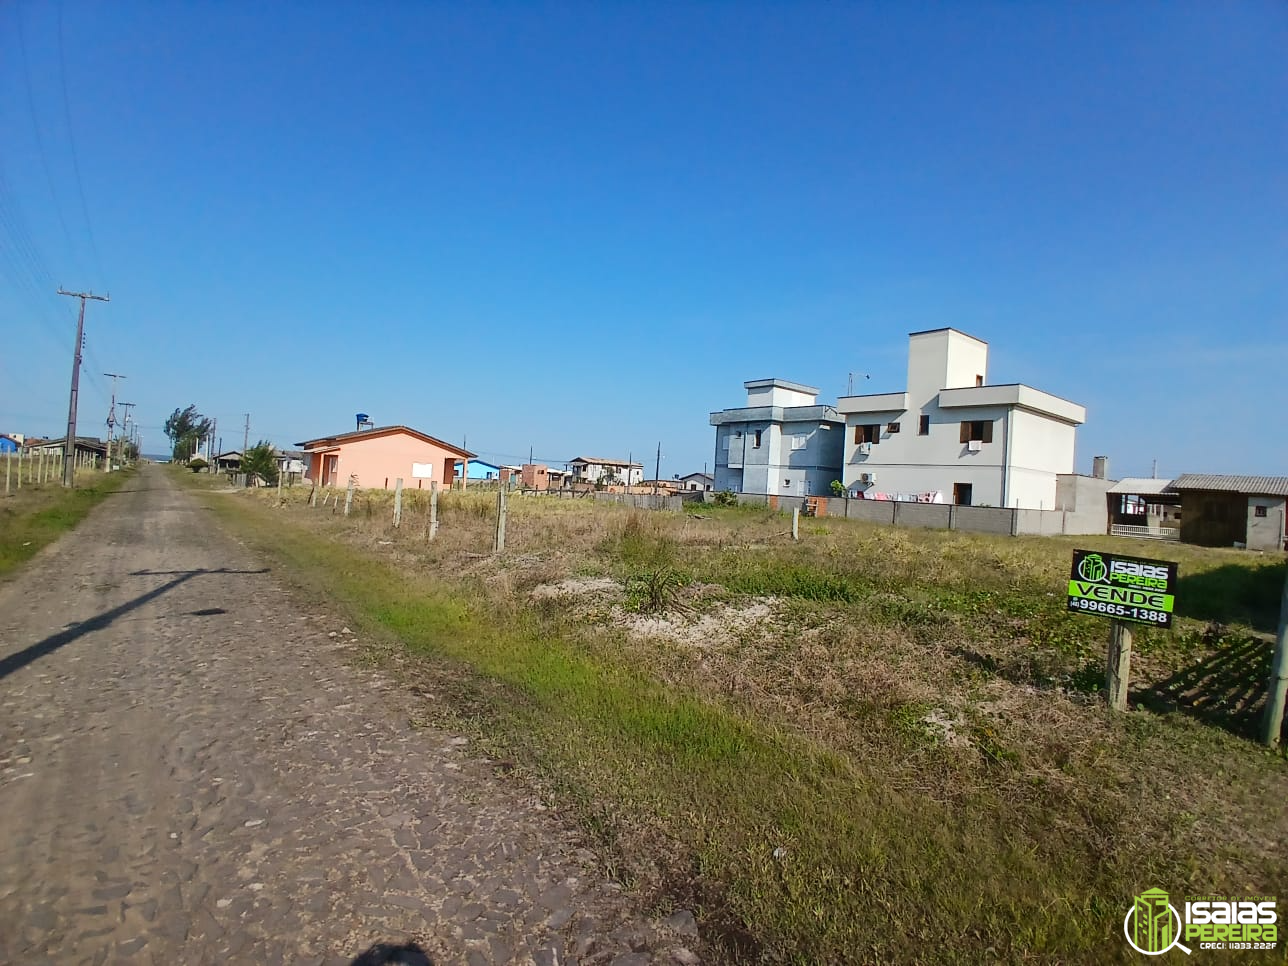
[0,466,695,965]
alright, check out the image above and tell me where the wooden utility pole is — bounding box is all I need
[494,481,507,552]
[1261,568,1288,747]
[58,289,109,487]
[1106,620,1132,712]
[242,414,250,460]
[428,481,439,540]
[393,478,403,528]
[654,442,661,496]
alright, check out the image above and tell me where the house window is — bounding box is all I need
[1255,505,1268,518]
[753,430,762,448]
[918,414,930,435]
[975,374,984,387]
[791,434,807,450]
[959,420,994,443]
[886,422,900,434]
[783,478,791,487]
[854,424,880,444]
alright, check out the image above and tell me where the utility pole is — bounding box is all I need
[104,372,126,470]
[242,413,250,458]
[654,442,661,496]
[58,289,110,486]
[120,402,136,464]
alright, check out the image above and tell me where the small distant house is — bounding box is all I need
[277,450,306,477]
[453,458,514,482]
[568,456,644,486]
[1168,475,1288,551]
[215,451,242,472]
[297,425,475,490]
[1107,478,1182,538]
[679,472,714,491]
[24,436,107,462]
[0,435,18,454]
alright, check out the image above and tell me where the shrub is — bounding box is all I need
[188,458,208,473]
[714,490,738,507]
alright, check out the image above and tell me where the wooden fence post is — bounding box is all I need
[1106,620,1132,712]
[344,479,355,517]
[494,482,507,552]
[1261,568,1288,747]
[792,507,800,541]
[393,478,403,528]
[428,481,439,540]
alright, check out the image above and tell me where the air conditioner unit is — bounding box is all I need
[967,439,983,453]
[858,442,873,455]
[859,472,876,484]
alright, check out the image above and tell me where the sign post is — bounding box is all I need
[1067,550,1179,711]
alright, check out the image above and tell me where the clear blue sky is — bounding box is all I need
[2,1,1285,477]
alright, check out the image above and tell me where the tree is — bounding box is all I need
[164,404,212,462]
[240,439,279,486]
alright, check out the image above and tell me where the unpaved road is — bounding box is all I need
[0,466,697,965]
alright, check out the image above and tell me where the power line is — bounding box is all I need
[55,0,104,286]
[14,0,81,273]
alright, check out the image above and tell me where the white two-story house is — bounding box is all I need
[567,456,644,486]
[839,328,1086,508]
[710,379,844,496]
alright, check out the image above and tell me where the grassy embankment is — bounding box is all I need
[0,466,129,578]
[198,476,1288,964]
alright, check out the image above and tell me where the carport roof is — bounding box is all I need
[1169,474,1288,496]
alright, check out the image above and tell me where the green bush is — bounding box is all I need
[188,458,208,473]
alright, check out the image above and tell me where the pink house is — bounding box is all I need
[296,425,475,490]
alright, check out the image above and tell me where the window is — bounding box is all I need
[959,420,994,443]
[886,422,901,434]
[791,434,807,450]
[854,424,880,444]
[975,374,984,387]
[918,414,930,435]
[783,478,791,487]
[1255,505,1268,518]
[753,430,762,448]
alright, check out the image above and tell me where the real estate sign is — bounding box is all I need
[1067,550,1178,628]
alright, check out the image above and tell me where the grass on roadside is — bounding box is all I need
[0,470,129,578]
[198,480,1288,964]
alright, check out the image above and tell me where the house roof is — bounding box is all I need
[568,456,644,468]
[1169,474,1288,496]
[296,425,476,458]
[1107,478,1176,495]
[743,377,820,395]
[907,326,989,345]
[680,471,714,481]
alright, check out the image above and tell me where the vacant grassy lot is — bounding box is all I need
[201,477,1288,964]
[0,468,128,579]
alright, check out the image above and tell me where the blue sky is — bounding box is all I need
[1,1,1284,478]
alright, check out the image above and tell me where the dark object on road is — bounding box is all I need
[350,941,433,966]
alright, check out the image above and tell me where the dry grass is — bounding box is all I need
[206,478,1288,963]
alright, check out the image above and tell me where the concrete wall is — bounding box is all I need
[1247,496,1287,551]
[593,492,683,511]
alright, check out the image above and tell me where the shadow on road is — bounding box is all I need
[0,567,269,682]
[349,942,432,965]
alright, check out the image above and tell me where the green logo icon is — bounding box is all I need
[1125,888,1192,956]
[1078,553,1107,583]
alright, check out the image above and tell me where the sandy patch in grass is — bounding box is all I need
[618,599,775,649]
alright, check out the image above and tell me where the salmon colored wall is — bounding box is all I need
[304,433,465,490]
